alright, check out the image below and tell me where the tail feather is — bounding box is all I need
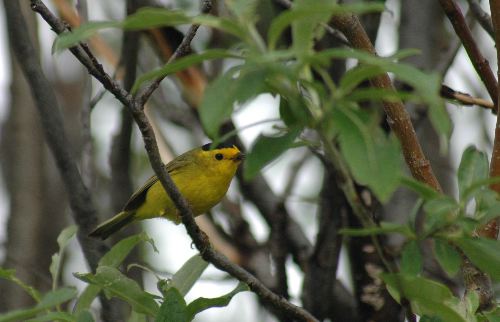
[89,211,135,240]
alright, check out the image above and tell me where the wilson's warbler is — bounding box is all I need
[89,143,244,239]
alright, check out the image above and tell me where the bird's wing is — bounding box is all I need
[122,158,191,212]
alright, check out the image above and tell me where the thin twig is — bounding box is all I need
[31,1,319,320]
[439,0,498,106]
[467,0,494,38]
[137,1,213,106]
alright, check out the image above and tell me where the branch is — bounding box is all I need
[330,14,442,192]
[467,0,494,38]
[7,0,108,273]
[137,1,213,106]
[31,1,319,320]
[439,0,498,105]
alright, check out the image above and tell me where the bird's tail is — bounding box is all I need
[89,211,135,240]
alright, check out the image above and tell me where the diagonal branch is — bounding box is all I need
[136,1,213,106]
[330,14,442,192]
[439,0,498,105]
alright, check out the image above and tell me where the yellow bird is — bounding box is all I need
[89,143,244,240]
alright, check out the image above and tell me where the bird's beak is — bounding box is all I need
[234,152,245,162]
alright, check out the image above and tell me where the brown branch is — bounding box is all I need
[31,1,319,320]
[439,0,498,106]
[137,1,213,106]
[467,0,495,38]
[330,14,442,192]
[440,84,495,110]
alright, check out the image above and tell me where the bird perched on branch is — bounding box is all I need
[89,143,244,240]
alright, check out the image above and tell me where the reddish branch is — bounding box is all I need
[330,14,442,192]
[438,0,498,106]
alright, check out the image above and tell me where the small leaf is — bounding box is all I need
[200,65,271,138]
[400,176,440,200]
[423,197,459,234]
[457,146,489,201]
[268,3,384,50]
[243,128,301,180]
[53,21,120,53]
[0,268,41,302]
[332,105,402,202]
[132,50,240,94]
[433,239,461,277]
[26,312,75,322]
[37,287,78,309]
[340,221,415,238]
[75,266,159,316]
[50,225,78,290]
[98,232,156,268]
[73,285,101,314]
[381,274,467,322]
[169,255,209,297]
[156,288,188,322]
[186,282,249,320]
[401,240,422,276]
[454,237,500,280]
[76,310,95,322]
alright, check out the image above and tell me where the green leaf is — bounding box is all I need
[75,266,159,316]
[98,232,156,268]
[169,255,209,297]
[0,287,77,322]
[76,310,95,322]
[50,225,78,290]
[0,268,41,302]
[457,146,489,201]
[340,221,415,237]
[243,128,301,180]
[332,105,402,202]
[400,176,440,200]
[156,288,188,322]
[53,21,121,53]
[73,285,101,314]
[401,240,422,276]
[26,312,75,322]
[483,307,500,322]
[423,197,459,234]
[433,239,461,277]
[339,65,385,94]
[191,15,249,40]
[225,0,259,22]
[132,50,240,94]
[186,282,249,320]
[381,274,468,322]
[292,0,335,57]
[121,8,190,29]
[200,65,271,138]
[454,237,500,280]
[268,3,384,50]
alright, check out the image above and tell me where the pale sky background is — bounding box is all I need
[0,0,497,321]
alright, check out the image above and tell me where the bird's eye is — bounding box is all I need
[215,153,223,161]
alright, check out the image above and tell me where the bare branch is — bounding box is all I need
[467,0,494,38]
[439,0,498,105]
[137,1,213,106]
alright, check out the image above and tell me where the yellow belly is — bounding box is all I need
[134,171,231,223]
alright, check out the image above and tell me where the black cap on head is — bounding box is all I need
[201,142,235,151]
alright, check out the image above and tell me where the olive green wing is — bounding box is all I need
[122,158,190,212]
